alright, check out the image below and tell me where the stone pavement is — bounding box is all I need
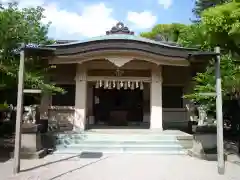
[1,153,240,180]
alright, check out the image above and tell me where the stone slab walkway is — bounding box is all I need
[1,153,240,180]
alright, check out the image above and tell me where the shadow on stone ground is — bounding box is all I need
[48,153,109,180]
[0,147,13,163]
[0,135,14,163]
[21,152,104,173]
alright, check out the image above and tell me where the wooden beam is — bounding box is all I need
[23,89,42,94]
[86,76,152,82]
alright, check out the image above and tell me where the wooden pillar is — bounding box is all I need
[74,64,87,131]
[150,66,163,130]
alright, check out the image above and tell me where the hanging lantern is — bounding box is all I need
[124,81,128,90]
[95,81,100,88]
[140,81,144,90]
[130,82,134,90]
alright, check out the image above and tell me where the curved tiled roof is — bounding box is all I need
[44,21,218,60]
[47,34,197,51]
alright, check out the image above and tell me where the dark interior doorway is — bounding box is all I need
[93,87,143,126]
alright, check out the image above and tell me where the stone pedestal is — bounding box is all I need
[20,124,47,159]
[188,125,226,161]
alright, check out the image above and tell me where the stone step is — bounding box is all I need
[56,142,192,151]
[53,149,188,155]
[86,129,190,136]
[57,137,177,142]
[57,139,181,144]
[52,130,193,155]
[56,133,192,141]
[59,143,183,149]
[56,139,192,148]
[56,144,187,154]
[55,140,190,154]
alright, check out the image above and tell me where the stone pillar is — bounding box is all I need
[39,93,51,132]
[40,93,51,120]
[150,66,163,130]
[39,74,51,123]
[74,64,87,131]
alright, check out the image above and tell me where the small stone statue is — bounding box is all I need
[186,102,198,122]
[23,105,39,124]
[0,104,14,122]
[197,105,208,126]
[6,104,14,121]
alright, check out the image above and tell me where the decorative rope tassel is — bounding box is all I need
[130,82,134,90]
[108,81,112,89]
[95,81,100,88]
[112,80,116,88]
[136,81,139,88]
[128,81,131,88]
[117,81,121,90]
[140,81,144,90]
[104,81,109,89]
[120,81,124,88]
[124,81,128,90]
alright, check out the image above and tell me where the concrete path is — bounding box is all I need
[1,153,240,180]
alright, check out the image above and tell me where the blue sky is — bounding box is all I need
[4,0,196,40]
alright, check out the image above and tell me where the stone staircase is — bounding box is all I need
[53,130,193,155]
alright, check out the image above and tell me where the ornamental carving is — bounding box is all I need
[106,57,133,67]
[106,22,134,35]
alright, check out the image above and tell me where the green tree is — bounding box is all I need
[140,1,240,115]
[184,1,240,114]
[140,23,187,42]
[184,55,240,113]
[177,23,210,49]
[180,1,240,53]
[0,3,63,96]
[192,0,231,18]
[201,1,240,55]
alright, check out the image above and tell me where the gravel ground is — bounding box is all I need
[1,153,240,180]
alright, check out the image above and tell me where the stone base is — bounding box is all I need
[188,149,227,161]
[11,149,47,159]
